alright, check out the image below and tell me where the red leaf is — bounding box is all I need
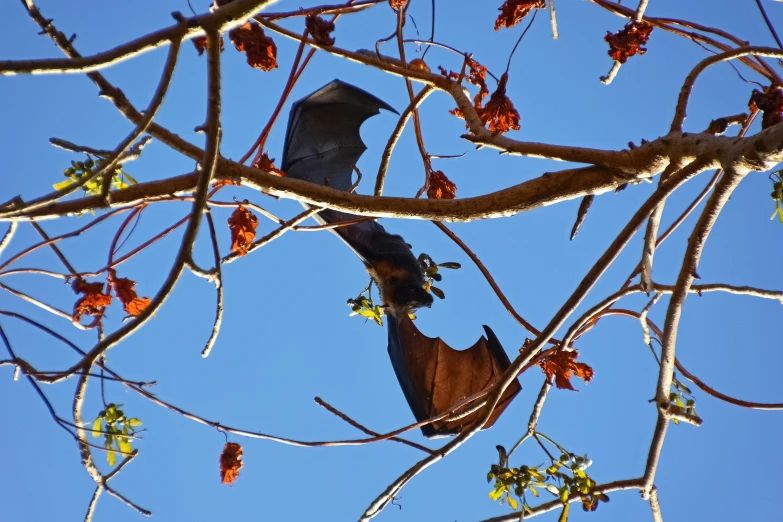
[251,153,286,177]
[108,269,151,317]
[219,442,244,486]
[229,22,278,71]
[540,350,594,391]
[228,205,258,256]
[213,179,242,189]
[72,279,112,323]
[427,171,457,200]
[192,36,224,56]
[749,86,783,129]
[605,21,653,64]
[408,58,431,73]
[495,0,546,31]
[478,72,521,134]
[305,14,335,46]
[192,37,208,56]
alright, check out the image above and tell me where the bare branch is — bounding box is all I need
[649,485,664,522]
[5,0,279,75]
[222,207,320,264]
[433,221,543,337]
[314,397,434,454]
[83,486,102,522]
[201,211,224,358]
[672,47,783,133]
[0,222,17,258]
[375,85,435,196]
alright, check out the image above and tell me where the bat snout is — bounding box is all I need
[392,283,433,310]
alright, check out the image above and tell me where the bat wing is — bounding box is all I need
[282,80,431,310]
[282,80,399,265]
[387,313,521,439]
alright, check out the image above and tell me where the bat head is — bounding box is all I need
[370,255,433,312]
[388,279,433,311]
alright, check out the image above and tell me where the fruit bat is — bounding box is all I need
[281,80,521,438]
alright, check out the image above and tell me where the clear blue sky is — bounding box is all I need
[1,1,782,521]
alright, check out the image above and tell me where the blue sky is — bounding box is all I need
[1,1,782,521]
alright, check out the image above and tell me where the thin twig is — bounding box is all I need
[375,86,435,196]
[222,207,321,264]
[432,222,545,338]
[0,222,17,258]
[314,397,433,454]
[754,0,783,49]
[505,9,538,74]
[201,211,224,358]
[30,221,78,276]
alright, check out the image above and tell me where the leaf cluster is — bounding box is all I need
[53,156,137,196]
[669,377,697,424]
[417,253,460,300]
[487,446,608,519]
[347,294,385,326]
[90,403,142,466]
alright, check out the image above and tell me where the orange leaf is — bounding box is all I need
[540,350,594,391]
[192,36,224,56]
[441,59,488,110]
[228,205,258,256]
[219,442,244,486]
[427,171,457,200]
[213,179,242,188]
[306,14,335,46]
[108,270,151,317]
[408,58,431,73]
[605,21,653,64]
[389,0,407,9]
[72,278,112,323]
[466,60,490,109]
[251,153,286,177]
[478,72,520,134]
[495,0,546,31]
[443,59,492,127]
[192,37,208,56]
[229,22,278,71]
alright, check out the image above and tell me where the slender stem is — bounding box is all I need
[201,211,224,358]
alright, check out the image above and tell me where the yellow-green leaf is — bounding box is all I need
[53,179,75,191]
[529,485,539,497]
[118,439,132,454]
[508,496,519,510]
[107,449,116,467]
[489,487,504,501]
[91,418,102,438]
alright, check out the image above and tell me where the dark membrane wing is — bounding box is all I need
[387,313,521,439]
[281,80,401,266]
[282,79,397,173]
